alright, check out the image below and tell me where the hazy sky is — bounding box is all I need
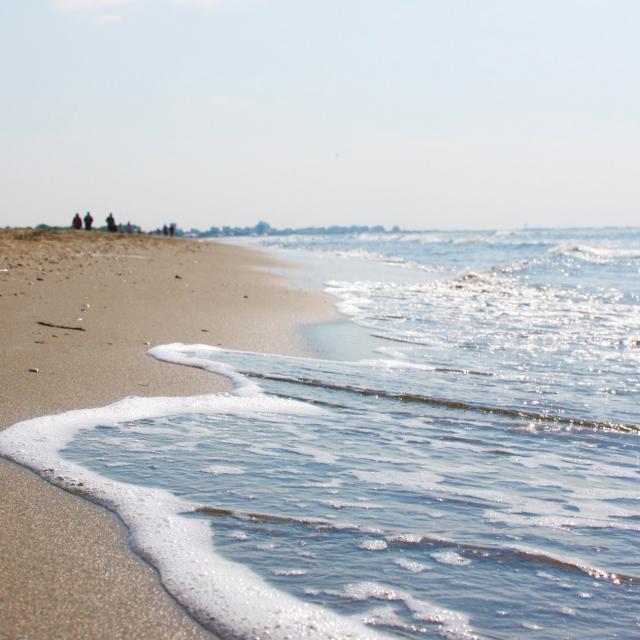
[1,0,639,231]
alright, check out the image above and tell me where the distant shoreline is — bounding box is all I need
[25,222,640,241]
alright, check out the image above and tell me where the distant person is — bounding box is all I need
[126,221,133,234]
[169,223,175,237]
[84,211,93,230]
[72,213,82,230]
[162,224,169,236]
[106,213,117,232]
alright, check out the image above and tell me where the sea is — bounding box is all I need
[1,226,639,639]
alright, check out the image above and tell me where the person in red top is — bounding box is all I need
[72,213,82,230]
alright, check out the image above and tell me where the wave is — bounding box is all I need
[193,503,638,586]
[388,535,637,585]
[306,247,445,273]
[452,236,550,248]
[241,370,640,434]
[549,243,640,263]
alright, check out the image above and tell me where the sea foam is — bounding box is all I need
[0,345,386,640]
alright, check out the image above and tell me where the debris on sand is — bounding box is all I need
[37,321,86,332]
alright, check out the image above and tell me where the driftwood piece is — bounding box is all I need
[37,321,86,332]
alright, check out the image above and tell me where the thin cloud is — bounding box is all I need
[52,0,132,11]
[53,0,227,11]
[171,0,222,7]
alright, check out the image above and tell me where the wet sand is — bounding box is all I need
[0,229,337,639]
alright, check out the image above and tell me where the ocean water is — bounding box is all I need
[2,227,640,639]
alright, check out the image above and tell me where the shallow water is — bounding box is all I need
[2,227,640,639]
[55,344,638,639]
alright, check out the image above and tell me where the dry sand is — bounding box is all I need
[0,228,337,639]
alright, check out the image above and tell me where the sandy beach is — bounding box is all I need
[0,229,337,639]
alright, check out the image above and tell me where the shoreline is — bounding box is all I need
[0,229,338,639]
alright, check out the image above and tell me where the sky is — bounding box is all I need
[1,0,639,231]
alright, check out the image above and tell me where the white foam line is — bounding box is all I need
[0,347,385,640]
[150,342,434,378]
[148,343,264,397]
[150,341,374,373]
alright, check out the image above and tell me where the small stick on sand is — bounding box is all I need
[36,321,86,332]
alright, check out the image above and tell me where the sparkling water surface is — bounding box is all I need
[34,228,640,638]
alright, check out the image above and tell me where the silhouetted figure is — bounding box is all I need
[126,221,133,234]
[106,213,117,232]
[163,224,169,236]
[169,223,175,237]
[72,213,82,230]
[84,211,94,230]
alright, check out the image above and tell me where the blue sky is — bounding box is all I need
[1,0,639,230]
